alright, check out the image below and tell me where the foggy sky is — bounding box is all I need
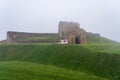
[0,0,120,41]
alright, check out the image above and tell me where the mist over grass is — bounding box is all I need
[83,44,120,54]
[0,44,120,80]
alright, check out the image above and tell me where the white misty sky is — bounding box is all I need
[0,0,120,41]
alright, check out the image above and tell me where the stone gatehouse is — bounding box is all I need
[58,21,86,44]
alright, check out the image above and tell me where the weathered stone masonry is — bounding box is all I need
[59,21,87,44]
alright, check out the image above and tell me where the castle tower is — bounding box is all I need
[58,21,86,44]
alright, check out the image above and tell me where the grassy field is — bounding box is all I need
[0,61,108,80]
[0,44,120,80]
[83,44,120,54]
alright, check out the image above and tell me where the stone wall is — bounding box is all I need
[86,32,100,37]
[86,32,101,43]
[0,40,7,44]
[7,31,59,44]
[80,28,87,44]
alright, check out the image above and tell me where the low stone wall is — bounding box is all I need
[7,31,59,44]
[0,40,7,44]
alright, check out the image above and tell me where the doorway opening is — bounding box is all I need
[75,36,80,44]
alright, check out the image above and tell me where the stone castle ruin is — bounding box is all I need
[59,21,86,44]
[0,21,100,44]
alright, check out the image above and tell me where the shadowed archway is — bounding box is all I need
[75,36,80,44]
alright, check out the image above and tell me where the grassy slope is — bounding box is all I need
[0,44,120,80]
[0,61,107,80]
[87,36,119,44]
[83,44,120,54]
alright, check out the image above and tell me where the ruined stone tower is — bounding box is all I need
[58,21,87,44]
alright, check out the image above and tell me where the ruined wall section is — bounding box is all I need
[86,32,101,43]
[0,40,7,44]
[7,31,59,44]
[86,32,100,37]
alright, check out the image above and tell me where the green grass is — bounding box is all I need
[0,61,108,80]
[83,44,120,54]
[87,35,118,44]
[0,44,120,80]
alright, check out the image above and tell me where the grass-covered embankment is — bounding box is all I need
[0,44,120,80]
[0,61,107,80]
